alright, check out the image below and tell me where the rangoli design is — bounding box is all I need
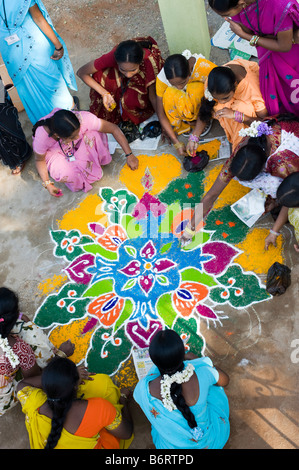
[34,155,274,384]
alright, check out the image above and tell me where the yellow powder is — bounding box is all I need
[119,153,182,199]
[37,274,68,296]
[235,228,284,275]
[113,357,138,388]
[204,164,250,209]
[197,139,221,160]
[57,193,108,235]
[49,317,96,364]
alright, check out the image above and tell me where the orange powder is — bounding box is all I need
[235,228,284,275]
[56,193,108,236]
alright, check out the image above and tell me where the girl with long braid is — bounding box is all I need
[16,356,134,449]
[133,329,230,449]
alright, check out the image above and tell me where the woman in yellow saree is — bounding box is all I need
[17,356,134,449]
[156,51,216,156]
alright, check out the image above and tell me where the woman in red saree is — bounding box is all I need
[77,37,164,125]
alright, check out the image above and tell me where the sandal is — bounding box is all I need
[11,163,25,175]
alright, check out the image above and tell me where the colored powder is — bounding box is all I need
[37,274,68,296]
[49,317,97,364]
[119,153,182,199]
[57,194,108,236]
[235,228,284,275]
[204,164,250,209]
[196,139,221,160]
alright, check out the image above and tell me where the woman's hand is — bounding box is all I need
[294,243,299,252]
[57,340,75,357]
[103,93,116,111]
[225,18,248,39]
[77,365,95,383]
[174,141,187,157]
[47,184,63,198]
[214,108,235,120]
[126,153,139,170]
[186,140,198,157]
[264,232,278,250]
[51,46,64,60]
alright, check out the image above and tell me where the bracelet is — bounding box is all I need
[125,152,133,158]
[42,180,54,188]
[270,229,280,237]
[18,312,23,320]
[188,134,200,143]
[55,45,63,51]
[184,226,196,236]
[234,111,244,123]
[249,35,259,46]
[55,349,67,358]
[174,142,184,149]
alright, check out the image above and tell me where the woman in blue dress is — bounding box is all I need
[0,0,77,124]
[133,329,230,449]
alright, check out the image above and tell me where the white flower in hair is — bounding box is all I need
[0,335,20,369]
[239,120,273,138]
[204,88,214,102]
[160,363,195,412]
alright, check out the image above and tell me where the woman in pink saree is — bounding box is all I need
[32,108,138,196]
[208,0,299,117]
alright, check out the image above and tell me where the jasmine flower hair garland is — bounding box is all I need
[0,335,20,369]
[239,121,273,138]
[160,363,195,412]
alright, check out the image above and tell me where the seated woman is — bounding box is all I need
[16,356,134,449]
[32,108,139,197]
[0,81,32,175]
[77,37,164,126]
[0,286,73,416]
[187,58,268,157]
[133,329,230,449]
[265,172,299,252]
[181,114,299,244]
[155,51,216,156]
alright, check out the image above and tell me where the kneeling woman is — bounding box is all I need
[156,52,216,156]
[33,108,138,196]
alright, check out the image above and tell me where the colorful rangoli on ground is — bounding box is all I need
[34,155,284,387]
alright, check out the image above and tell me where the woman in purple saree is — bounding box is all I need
[208,0,299,117]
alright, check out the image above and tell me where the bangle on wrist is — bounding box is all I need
[188,134,200,143]
[234,111,244,123]
[174,142,184,149]
[55,349,67,358]
[42,180,54,188]
[270,229,280,237]
[55,45,63,51]
[249,35,259,46]
[125,152,133,158]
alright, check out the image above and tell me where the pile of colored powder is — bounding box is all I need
[197,139,221,160]
[235,227,284,275]
[119,153,182,199]
[56,193,108,236]
[204,164,250,209]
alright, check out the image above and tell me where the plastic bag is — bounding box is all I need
[266,262,291,296]
[118,121,141,143]
[183,150,210,173]
[140,121,161,140]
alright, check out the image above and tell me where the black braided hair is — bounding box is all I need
[164,54,190,81]
[276,172,299,207]
[149,330,198,432]
[199,66,236,123]
[230,113,299,181]
[32,109,80,139]
[208,0,239,12]
[114,38,154,65]
[0,287,19,339]
[42,357,79,450]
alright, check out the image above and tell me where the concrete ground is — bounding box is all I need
[0,0,298,450]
